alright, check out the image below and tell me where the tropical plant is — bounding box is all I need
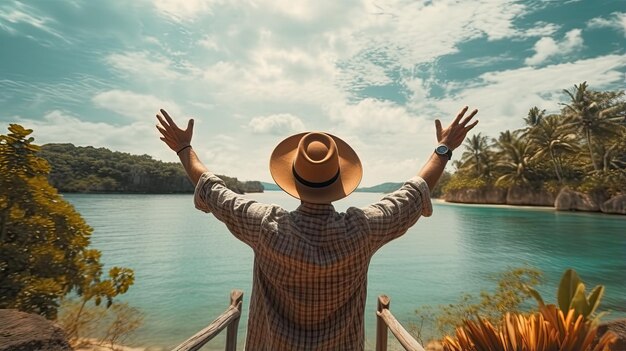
[412,267,542,341]
[528,115,578,182]
[0,124,134,320]
[524,106,546,128]
[562,82,625,171]
[442,305,616,351]
[493,131,536,187]
[527,268,606,324]
[459,133,494,178]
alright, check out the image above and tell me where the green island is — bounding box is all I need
[438,82,625,215]
[39,143,264,194]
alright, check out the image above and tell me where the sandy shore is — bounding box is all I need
[433,198,554,211]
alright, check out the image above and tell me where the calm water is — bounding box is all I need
[63,192,626,350]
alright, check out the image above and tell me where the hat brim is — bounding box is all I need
[270,132,362,204]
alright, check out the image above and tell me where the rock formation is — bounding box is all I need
[555,188,601,212]
[444,187,507,204]
[506,186,555,206]
[0,309,72,351]
[601,195,626,215]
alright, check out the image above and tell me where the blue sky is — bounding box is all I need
[1,0,625,186]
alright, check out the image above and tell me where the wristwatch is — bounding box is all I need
[435,144,452,160]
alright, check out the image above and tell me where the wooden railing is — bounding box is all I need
[172,290,243,351]
[376,295,425,351]
[172,291,424,351]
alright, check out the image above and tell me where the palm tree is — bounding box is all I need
[524,107,546,128]
[493,132,535,187]
[459,133,493,179]
[528,115,577,182]
[562,82,625,171]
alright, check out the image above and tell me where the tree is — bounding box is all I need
[459,133,493,179]
[524,106,545,128]
[562,82,626,171]
[0,124,134,319]
[528,115,578,182]
[493,131,535,187]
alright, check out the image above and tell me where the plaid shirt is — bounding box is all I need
[194,172,432,351]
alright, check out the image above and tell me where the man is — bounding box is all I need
[156,106,478,350]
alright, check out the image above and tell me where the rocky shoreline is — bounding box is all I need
[444,186,626,215]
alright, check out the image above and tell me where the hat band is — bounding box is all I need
[292,165,340,188]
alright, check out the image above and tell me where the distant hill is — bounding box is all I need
[39,143,264,194]
[260,181,281,191]
[355,182,403,193]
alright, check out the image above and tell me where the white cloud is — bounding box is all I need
[0,1,70,43]
[522,22,560,37]
[328,98,426,135]
[587,12,626,37]
[105,51,194,80]
[248,114,306,135]
[151,0,219,22]
[525,29,584,66]
[92,90,182,120]
[197,35,221,51]
[424,54,626,135]
[12,110,172,161]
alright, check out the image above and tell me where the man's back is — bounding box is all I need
[194,172,432,350]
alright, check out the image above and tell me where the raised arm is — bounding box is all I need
[419,106,479,190]
[155,109,206,185]
[155,109,275,248]
[361,106,479,251]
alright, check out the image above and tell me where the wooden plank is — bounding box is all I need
[377,309,425,351]
[225,290,243,351]
[172,302,242,351]
[376,295,390,351]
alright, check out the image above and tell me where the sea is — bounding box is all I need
[62,191,626,350]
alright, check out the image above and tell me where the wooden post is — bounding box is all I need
[376,295,390,351]
[225,289,243,351]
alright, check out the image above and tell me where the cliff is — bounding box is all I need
[445,186,625,215]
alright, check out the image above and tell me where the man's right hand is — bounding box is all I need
[435,106,479,150]
[156,109,194,153]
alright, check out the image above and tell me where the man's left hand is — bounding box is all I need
[156,109,194,153]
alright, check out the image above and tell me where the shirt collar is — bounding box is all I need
[296,202,336,215]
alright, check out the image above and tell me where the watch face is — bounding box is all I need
[436,145,449,154]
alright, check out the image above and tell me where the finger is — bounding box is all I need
[435,119,442,140]
[186,118,194,132]
[460,109,478,126]
[156,124,171,137]
[453,106,469,125]
[160,109,178,129]
[465,119,479,131]
[156,114,169,128]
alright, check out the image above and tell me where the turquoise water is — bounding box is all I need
[63,192,626,350]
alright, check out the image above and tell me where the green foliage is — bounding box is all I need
[431,171,451,198]
[527,268,606,324]
[0,124,134,319]
[445,83,626,198]
[412,267,543,342]
[442,172,488,192]
[39,143,262,194]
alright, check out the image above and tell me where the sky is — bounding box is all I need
[1,0,625,186]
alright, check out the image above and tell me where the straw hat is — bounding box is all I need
[270,132,362,204]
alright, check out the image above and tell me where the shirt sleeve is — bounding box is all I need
[193,172,274,248]
[361,176,433,252]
